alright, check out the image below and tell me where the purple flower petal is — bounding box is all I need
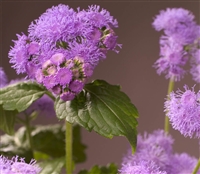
[56,68,72,85]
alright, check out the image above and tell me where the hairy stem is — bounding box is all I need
[66,121,73,174]
[165,77,175,133]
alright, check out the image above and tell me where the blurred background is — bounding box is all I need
[1,0,200,173]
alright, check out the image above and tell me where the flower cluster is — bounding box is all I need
[9,4,121,101]
[119,130,200,174]
[152,8,200,81]
[164,85,200,138]
[0,155,41,174]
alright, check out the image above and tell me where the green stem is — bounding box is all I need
[66,121,73,174]
[192,158,200,174]
[46,91,56,101]
[165,77,175,133]
[15,116,26,124]
[25,114,34,157]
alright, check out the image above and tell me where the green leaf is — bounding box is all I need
[0,127,33,162]
[39,157,65,174]
[0,105,17,135]
[0,81,46,112]
[0,124,86,164]
[32,124,86,163]
[78,163,118,174]
[55,79,138,152]
[32,124,65,158]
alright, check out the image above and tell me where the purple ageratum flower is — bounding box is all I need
[69,40,106,66]
[0,67,8,88]
[69,80,84,93]
[25,62,39,79]
[9,4,120,102]
[153,8,199,82]
[88,27,102,41]
[83,63,94,77]
[100,28,122,53]
[41,59,58,77]
[50,53,65,65]
[122,130,173,172]
[82,5,118,29]
[153,36,188,81]
[27,42,40,55]
[35,69,44,83]
[153,8,199,45]
[164,85,200,138]
[103,33,118,51]
[28,4,77,45]
[55,68,72,85]
[8,34,29,74]
[153,8,195,31]
[152,8,197,44]
[51,85,62,95]
[0,155,41,174]
[60,91,75,101]
[43,75,57,89]
[170,153,200,174]
[119,161,167,174]
[25,94,55,117]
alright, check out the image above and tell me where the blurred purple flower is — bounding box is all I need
[0,67,8,88]
[152,8,197,44]
[119,161,167,174]
[121,130,174,172]
[153,36,188,81]
[25,94,55,118]
[0,155,41,174]
[170,153,200,174]
[153,8,199,81]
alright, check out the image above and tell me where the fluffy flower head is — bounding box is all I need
[119,161,167,174]
[164,85,200,138]
[121,130,174,172]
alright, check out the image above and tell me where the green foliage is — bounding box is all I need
[0,105,17,135]
[78,163,118,174]
[39,157,65,174]
[55,79,138,151]
[0,81,46,112]
[0,124,86,164]
[0,126,34,162]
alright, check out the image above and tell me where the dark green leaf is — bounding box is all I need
[78,163,118,174]
[32,124,65,158]
[55,79,138,152]
[39,157,65,174]
[0,81,46,112]
[0,105,17,135]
